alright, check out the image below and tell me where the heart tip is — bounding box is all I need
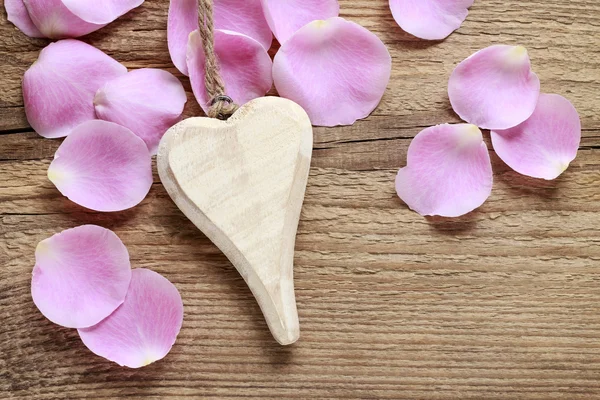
[274,329,300,346]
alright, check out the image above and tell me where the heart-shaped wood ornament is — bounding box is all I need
[157,97,313,345]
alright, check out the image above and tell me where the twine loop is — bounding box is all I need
[208,95,238,120]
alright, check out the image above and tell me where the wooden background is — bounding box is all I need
[1,0,600,399]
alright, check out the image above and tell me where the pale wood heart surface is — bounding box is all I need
[157,97,313,345]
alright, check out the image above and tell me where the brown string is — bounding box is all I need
[198,0,238,120]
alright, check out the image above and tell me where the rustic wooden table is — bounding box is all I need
[1,1,600,399]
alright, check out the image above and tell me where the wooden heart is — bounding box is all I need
[157,97,313,345]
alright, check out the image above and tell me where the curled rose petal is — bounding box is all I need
[187,29,272,113]
[389,0,474,40]
[273,17,391,127]
[61,0,144,25]
[78,268,184,368]
[167,0,198,76]
[214,0,272,50]
[31,225,132,329]
[48,120,153,212]
[448,45,541,130]
[5,0,44,37]
[261,0,339,44]
[396,124,493,217]
[491,94,581,180]
[23,40,127,139]
[23,0,105,39]
[94,68,187,155]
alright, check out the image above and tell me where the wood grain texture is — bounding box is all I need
[1,0,600,399]
[158,97,313,345]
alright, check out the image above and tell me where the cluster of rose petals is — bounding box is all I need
[168,0,391,126]
[448,45,580,180]
[396,45,581,217]
[32,225,184,368]
[6,0,144,39]
[23,39,187,211]
[389,0,474,40]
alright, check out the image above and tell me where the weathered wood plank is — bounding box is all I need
[2,149,600,398]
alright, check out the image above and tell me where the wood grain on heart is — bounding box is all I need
[157,97,313,345]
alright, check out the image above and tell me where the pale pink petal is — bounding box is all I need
[396,124,493,217]
[78,268,184,368]
[491,94,581,180]
[5,0,44,37]
[448,45,541,130]
[94,69,187,155]
[389,0,473,40]
[261,0,339,44]
[167,0,198,76]
[214,0,272,50]
[31,225,132,329]
[273,17,391,127]
[23,0,105,39]
[61,0,144,25]
[23,40,127,139]
[187,29,272,113]
[48,120,153,212]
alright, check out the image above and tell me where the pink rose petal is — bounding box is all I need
[23,0,105,39]
[23,39,127,139]
[78,268,184,368]
[31,225,132,329]
[94,68,187,155]
[187,29,272,113]
[273,17,391,127]
[214,0,272,50]
[261,0,339,44]
[48,120,153,212]
[167,0,198,76]
[448,45,541,130]
[396,124,493,217]
[389,0,474,40]
[61,0,144,25]
[491,94,581,180]
[5,0,44,37]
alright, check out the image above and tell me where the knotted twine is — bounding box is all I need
[198,0,238,120]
